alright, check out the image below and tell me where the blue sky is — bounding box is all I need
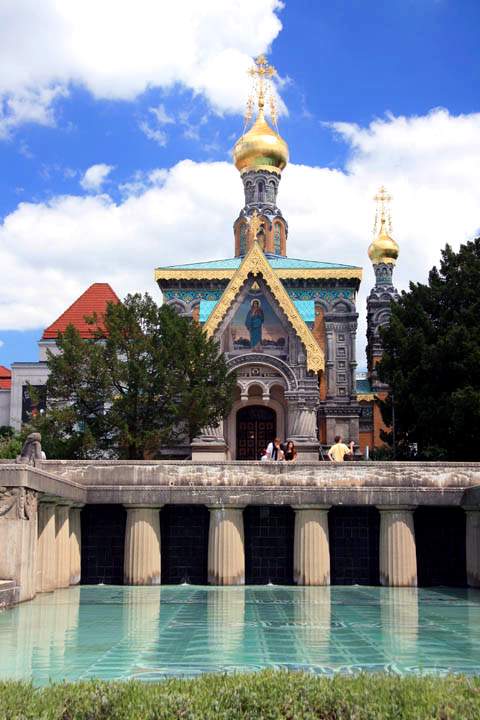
[1,0,479,368]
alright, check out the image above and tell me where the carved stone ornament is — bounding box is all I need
[16,432,43,464]
[0,487,38,520]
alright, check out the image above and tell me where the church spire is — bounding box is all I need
[366,185,400,386]
[232,55,289,258]
[368,186,399,268]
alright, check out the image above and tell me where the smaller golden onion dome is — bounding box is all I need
[233,109,289,175]
[368,217,399,265]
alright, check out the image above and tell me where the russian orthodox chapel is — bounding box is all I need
[155,56,399,460]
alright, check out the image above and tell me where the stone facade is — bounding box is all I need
[366,262,399,391]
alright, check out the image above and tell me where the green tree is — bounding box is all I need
[378,238,480,460]
[0,425,24,459]
[35,294,235,459]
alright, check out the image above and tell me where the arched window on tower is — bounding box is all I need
[239,223,247,255]
[274,222,282,255]
[257,180,265,202]
[267,180,275,202]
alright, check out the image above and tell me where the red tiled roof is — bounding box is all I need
[0,365,11,390]
[42,283,120,340]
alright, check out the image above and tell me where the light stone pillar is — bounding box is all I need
[208,507,245,585]
[293,506,331,586]
[124,506,161,585]
[55,504,71,589]
[191,424,228,461]
[379,507,417,587]
[69,506,83,586]
[466,510,480,587]
[36,502,57,593]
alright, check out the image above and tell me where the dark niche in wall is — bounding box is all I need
[329,506,380,585]
[244,505,294,584]
[415,506,466,587]
[81,504,126,585]
[160,505,209,584]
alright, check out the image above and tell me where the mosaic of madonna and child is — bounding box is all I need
[227,289,289,360]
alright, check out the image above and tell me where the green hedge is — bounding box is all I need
[1,671,479,719]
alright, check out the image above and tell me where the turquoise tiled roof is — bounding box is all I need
[293,300,315,322]
[356,378,373,394]
[158,255,360,271]
[199,300,217,322]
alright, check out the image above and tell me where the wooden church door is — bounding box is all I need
[236,405,276,460]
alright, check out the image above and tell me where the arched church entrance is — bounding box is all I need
[236,405,276,460]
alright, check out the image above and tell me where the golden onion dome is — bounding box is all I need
[368,218,399,265]
[233,110,289,175]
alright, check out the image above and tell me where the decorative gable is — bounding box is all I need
[203,242,324,372]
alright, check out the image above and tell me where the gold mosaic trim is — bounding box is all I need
[155,267,363,282]
[357,393,376,402]
[202,242,325,373]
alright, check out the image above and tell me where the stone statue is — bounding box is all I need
[16,432,43,464]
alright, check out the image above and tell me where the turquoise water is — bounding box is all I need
[1,586,480,684]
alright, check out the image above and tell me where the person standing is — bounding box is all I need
[327,436,355,462]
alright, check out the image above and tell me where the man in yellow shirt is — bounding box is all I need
[327,436,355,462]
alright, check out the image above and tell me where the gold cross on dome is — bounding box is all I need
[373,185,393,236]
[245,55,277,122]
[374,185,391,205]
[248,55,276,79]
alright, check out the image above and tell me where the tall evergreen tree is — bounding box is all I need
[378,238,480,460]
[35,294,235,459]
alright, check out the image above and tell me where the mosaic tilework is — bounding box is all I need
[1,586,480,685]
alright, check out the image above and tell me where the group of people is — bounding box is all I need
[261,438,298,461]
[260,435,355,462]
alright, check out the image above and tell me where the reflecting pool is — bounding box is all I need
[1,586,480,684]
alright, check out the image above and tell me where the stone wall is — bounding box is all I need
[35,460,480,509]
[0,487,38,602]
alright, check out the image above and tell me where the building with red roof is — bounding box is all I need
[0,366,12,426]
[41,283,120,340]
[0,365,11,390]
[7,283,119,430]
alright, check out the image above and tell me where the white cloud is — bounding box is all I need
[139,121,168,147]
[80,164,115,192]
[150,104,174,126]
[0,86,66,139]
[0,340,4,348]
[139,104,176,146]
[1,109,480,367]
[0,0,283,134]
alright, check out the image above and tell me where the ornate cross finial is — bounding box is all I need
[244,54,278,127]
[373,185,393,237]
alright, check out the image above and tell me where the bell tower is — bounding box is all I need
[232,56,289,257]
[366,186,400,390]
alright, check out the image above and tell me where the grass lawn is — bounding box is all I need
[1,670,480,719]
